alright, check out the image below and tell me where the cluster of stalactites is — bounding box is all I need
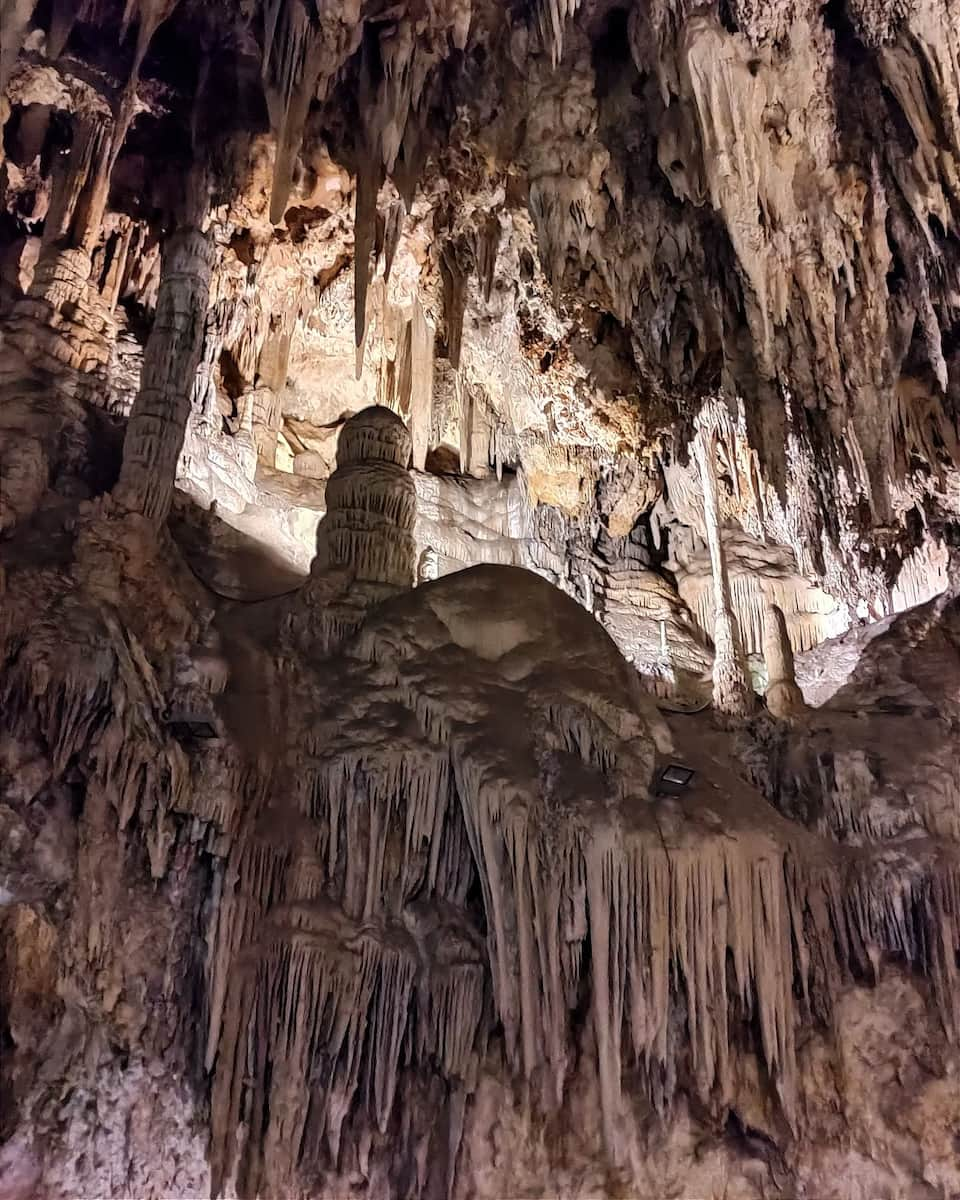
[352,6,472,372]
[204,568,960,1199]
[206,719,486,1198]
[210,894,485,1199]
[679,567,846,658]
[535,0,581,67]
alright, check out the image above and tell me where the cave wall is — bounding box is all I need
[3,1,960,1198]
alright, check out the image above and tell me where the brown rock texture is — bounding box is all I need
[3,0,960,1197]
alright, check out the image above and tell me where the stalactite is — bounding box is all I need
[393,116,428,210]
[535,0,581,67]
[41,105,116,258]
[6,542,960,1200]
[678,561,845,657]
[100,218,135,312]
[354,155,383,377]
[115,214,214,526]
[475,211,500,303]
[382,198,405,286]
[260,0,327,225]
[892,539,949,614]
[110,0,177,176]
[45,0,76,57]
[458,375,474,474]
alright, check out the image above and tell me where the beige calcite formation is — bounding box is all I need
[459,969,960,1200]
[673,526,849,656]
[412,469,547,578]
[598,563,713,699]
[762,602,807,721]
[4,518,960,1199]
[115,223,214,526]
[311,404,416,589]
[4,0,960,1197]
[694,422,755,718]
[289,405,418,652]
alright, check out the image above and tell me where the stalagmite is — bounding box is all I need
[248,385,283,466]
[312,406,416,591]
[762,603,806,721]
[114,183,214,526]
[248,323,292,466]
[693,426,755,717]
[295,406,418,653]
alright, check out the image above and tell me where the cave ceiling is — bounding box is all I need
[3,0,960,614]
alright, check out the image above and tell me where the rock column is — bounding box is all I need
[114,210,214,526]
[694,427,755,718]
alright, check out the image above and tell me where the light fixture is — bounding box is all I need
[169,719,219,742]
[164,704,220,742]
[656,763,696,796]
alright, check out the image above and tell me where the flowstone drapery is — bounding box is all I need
[4,484,960,1197]
[201,558,960,1197]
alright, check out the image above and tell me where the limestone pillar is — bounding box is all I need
[114,222,214,525]
[694,429,755,718]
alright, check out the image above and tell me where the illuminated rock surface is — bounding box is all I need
[3,1,960,1196]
